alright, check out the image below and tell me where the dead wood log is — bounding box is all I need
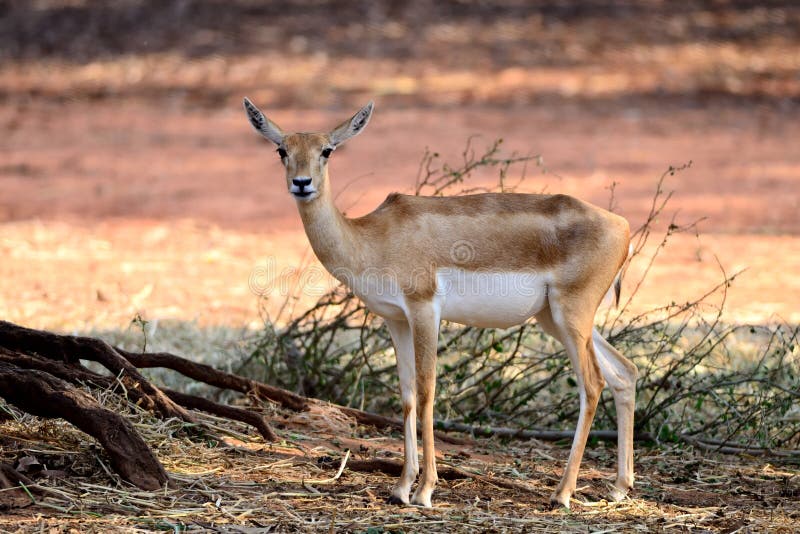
[0,362,168,490]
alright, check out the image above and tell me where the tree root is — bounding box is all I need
[0,321,194,422]
[0,345,277,444]
[0,360,168,490]
[117,342,467,444]
[0,320,282,489]
[0,320,471,493]
[162,388,277,442]
[118,348,308,412]
[0,463,38,509]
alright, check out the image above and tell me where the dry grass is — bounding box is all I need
[1,386,798,533]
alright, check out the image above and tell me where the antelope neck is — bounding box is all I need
[296,186,360,272]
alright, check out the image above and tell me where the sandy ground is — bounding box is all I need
[1,100,798,329]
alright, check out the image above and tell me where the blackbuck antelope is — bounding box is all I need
[243,98,637,509]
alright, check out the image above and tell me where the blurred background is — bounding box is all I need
[1,0,798,329]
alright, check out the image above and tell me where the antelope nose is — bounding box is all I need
[292,177,312,188]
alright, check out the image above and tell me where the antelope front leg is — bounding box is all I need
[409,302,440,508]
[385,319,418,505]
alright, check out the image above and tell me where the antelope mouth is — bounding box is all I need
[291,189,317,200]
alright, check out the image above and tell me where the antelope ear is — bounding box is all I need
[329,101,374,146]
[243,97,284,145]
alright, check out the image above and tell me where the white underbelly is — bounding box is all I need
[346,269,549,328]
[436,269,548,328]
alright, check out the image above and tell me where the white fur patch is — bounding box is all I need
[345,269,548,328]
[435,269,549,328]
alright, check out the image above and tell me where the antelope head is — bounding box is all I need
[243,98,374,202]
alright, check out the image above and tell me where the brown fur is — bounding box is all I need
[342,192,629,302]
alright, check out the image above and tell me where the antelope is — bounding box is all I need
[243,98,638,509]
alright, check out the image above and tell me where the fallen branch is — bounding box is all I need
[433,419,655,442]
[346,458,537,493]
[680,434,800,457]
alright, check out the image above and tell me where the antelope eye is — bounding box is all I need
[321,148,333,158]
[277,148,288,159]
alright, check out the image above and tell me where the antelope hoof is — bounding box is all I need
[387,494,409,506]
[410,490,433,508]
[388,484,411,506]
[608,481,631,502]
[549,490,572,510]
